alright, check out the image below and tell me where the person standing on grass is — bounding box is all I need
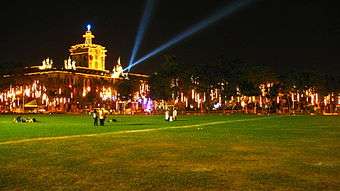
[92,109,98,126]
[165,110,169,121]
[99,108,105,126]
[173,108,177,121]
[169,107,174,122]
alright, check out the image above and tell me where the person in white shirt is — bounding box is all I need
[165,110,169,121]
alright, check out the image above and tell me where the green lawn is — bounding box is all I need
[0,114,339,190]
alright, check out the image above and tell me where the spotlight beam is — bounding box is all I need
[128,0,156,72]
[124,0,255,72]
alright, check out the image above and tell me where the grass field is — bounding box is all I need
[0,114,339,190]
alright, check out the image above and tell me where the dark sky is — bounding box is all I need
[0,0,335,75]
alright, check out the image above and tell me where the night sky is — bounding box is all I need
[0,0,335,75]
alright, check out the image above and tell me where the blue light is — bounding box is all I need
[124,0,255,72]
[128,0,156,72]
[87,24,91,31]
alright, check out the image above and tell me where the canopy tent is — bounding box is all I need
[24,100,38,108]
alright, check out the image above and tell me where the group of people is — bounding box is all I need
[92,108,107,126]
[165,108,177,122]
[92,107,177,126]
[13,116,37,123]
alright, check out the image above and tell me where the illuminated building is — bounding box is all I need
[0,27,149,113]
[70,25,107,71]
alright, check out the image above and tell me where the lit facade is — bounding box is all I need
[70,26,107,71]
[0,28,149,113]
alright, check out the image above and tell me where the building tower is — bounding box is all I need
[69,25,107,71]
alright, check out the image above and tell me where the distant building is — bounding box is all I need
[0,27,149,113]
